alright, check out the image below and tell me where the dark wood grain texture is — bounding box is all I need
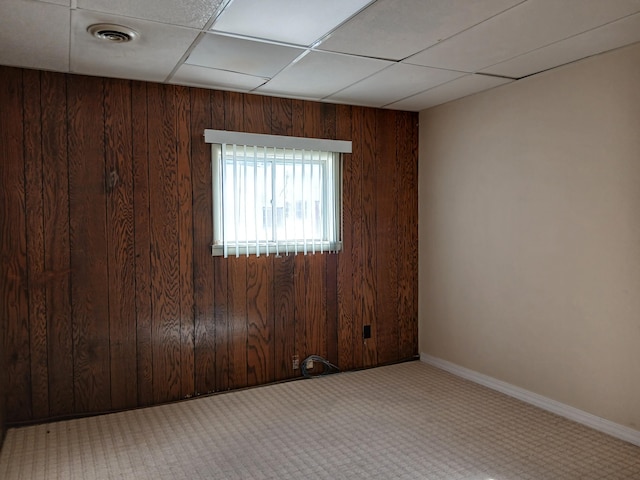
[41,71,74,417]
[361,107,378,367]
[303,102,328,363]
[375,109,399,364]
[104,79,137,410]
[211,89,229,391]
[292,99,307,370]
[397,111,419,359]
[191,87,216,395]
[244,94,274,387]
[350,107,365,369]
[176,86,195,399]
[1,67,32,422]
[147,83,182,404]
[336,104,354,370]
[1,67,419,424]
[271,97,296,380]
[225,91,248,390]
[67,75,111,413]
[131,81,154,407]
[23,69,49,419]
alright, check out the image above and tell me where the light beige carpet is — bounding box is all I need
[1,361,638,479]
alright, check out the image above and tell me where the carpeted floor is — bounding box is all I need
[1,361,639,479]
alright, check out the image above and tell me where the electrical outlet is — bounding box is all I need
[292,355,299,370]
[363,324,371,339]
[306,358,314,370]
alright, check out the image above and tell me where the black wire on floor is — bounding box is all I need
[300,355,340,378]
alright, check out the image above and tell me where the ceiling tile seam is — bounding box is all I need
[317,62,401,102]
[510,42,639,83]
[395,0,529,65]
[472,72,516,80]
[164,31,211,83]
[379,73,478,109]
[246,50,313,93]
[205,30,312,49]
[309,45,399,63]
[477,10,640,77]
[172,62,270,83]
[304,0,378,50]
[34,0,67,5]
[316,61,474,104]
[204,0,234,30]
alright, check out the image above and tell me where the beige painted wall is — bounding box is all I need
[419,42,640,430]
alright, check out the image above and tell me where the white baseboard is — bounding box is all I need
[420,353,640,447]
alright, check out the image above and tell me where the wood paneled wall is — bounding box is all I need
[0,66,418,424]
[0,288,5,445]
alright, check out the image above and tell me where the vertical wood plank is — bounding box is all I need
[67,75,111,413]
[211,89,229,391]
[176,86,195,399]
[325,253,338,365]
[244,94,274,386]
[322,103,338,366]
[227,255,247,389]
[271,97,296,380]
[336,104,354,370]
[104,79,137,410]
[273,254,295,379]
[374,109,399,364]
[225,91,248,389]
[349,107,365,369]
[23,69,49,419]
[147,83,181,403]
[0,67,32,422]
[361,107,378,367]
[303,102,327,361]
[271,97,293,136]
[398,111,419,359]
[41,71,74,417]
[131,81,154,406]
[292,99,307,367]
[246,256,272,386]
[191,87,216,394]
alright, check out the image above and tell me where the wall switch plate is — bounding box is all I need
[306,358,314,370]
[292,355,299,370]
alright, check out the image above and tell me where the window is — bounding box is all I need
[205,130,351,257]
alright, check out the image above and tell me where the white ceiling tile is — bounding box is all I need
[318,0,523,60]
[387,74,513,111]
[255,51,391,100]
[71,10,200,82]
[326,63,466,108]
[481,13,640,78]
[211,0,372,46]
[76,0,224,29]
[406,0,640,72]
[187,33,304,78]
[0,0,69,71]
[170,64,267,91]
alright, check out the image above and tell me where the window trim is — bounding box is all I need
[204,129,351,257]
[204,129,352,154]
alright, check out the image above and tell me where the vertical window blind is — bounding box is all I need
[204,130,352,258]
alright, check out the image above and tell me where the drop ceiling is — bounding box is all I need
[1,0,640,111]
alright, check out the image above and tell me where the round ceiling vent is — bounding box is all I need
[87,24,139,43]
